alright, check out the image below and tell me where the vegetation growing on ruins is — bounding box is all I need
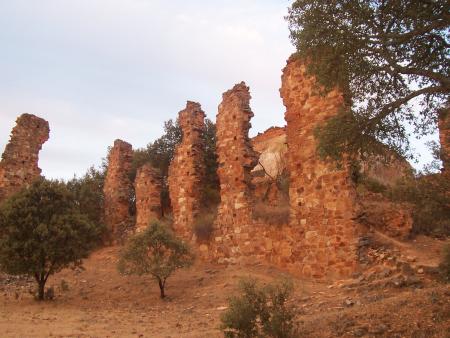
[221,278,297,338]
[287,0,450,161]
[0,179,101,300]
[117,220,194,298]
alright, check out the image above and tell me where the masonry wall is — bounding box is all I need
[135,163,162,232]
[0,114,49,203]
[168,101,205,240]
[280,57,362,278]
[209,82,260,263]
[103,139,133,239]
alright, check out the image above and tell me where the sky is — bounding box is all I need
[0,0,438,180]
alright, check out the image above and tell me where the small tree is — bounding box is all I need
[117,220,194,298]
[0,178,101,300]
[221,278,297,338]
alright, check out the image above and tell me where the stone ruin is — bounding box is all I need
[209,82,260,263]
[103,139,133,238]
[280,57,363,277]
[134,163,162,232]
[168,101,206,240]
[0,113,49,203]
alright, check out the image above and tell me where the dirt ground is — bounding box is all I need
[0,235,449,338]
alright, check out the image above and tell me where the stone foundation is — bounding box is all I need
[0,114,49,203]
[103,139,133,238]
[135,163,162,232]
[168,101,206,239]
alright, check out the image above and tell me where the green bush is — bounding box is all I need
[221,278,297,338]
[439,244,450,282]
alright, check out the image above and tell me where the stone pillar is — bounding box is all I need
[168,101,206,239]
[135,163,162,232]
[439,108,449,172]
[280,57,361,278]
[103,139,133,238]
[0,114,49,203]
[215,82,259,233]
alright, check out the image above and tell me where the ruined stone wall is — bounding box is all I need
[280,57,362,278]
[0,114,49,203]
[103,139,133,238]
[135,163,162,232]
[209,82,259,263]
[168,101,205,240]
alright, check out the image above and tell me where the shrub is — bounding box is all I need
[193,213,215,242]
[118,220,195,298]
[439,244,450,282]
[221,278,297,338]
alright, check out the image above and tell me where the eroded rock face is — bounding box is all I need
[135,163,162,232]
[281,57,362,278]
[0,114,49,203]
[168,101,205,239]
[215,82,259,228]
[103,139,133,238]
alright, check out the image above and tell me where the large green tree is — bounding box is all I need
[287,0,449,160]
[0,179,101,300]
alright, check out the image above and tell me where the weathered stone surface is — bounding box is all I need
[215,82,259,228]
[280,57,363,278]
[439,108,449,172]
[168,101,205,239]
[103,139,133,238]
[0,114,49,203]
[135,163,162,232]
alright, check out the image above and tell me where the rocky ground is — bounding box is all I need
[0,234,449,338]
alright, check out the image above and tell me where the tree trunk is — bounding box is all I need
[158,279,165,299]
[38,279,45,301]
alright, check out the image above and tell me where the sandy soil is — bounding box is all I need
[0,235,449,338]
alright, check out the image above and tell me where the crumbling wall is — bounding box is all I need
[135,163,162,232]
[168,101,205,239]
[103,139,133,238]
[280,57,362,278]
[210,82,259,263]
[0,113,49,203]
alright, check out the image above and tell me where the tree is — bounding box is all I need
[67,165,106,229]
[117,220,194,298]
[0,178,101,300]
[287,0,449,160]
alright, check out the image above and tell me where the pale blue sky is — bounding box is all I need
[0,0,437,179]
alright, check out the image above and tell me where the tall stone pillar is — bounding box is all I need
[0,114,49,203]
[168,101,205,239]
[103,139,133,238]
[212,82,259,263]
[280,57,361,278]
[135,163,162,232]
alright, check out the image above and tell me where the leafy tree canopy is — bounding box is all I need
[0,178,101,300]
[287,0,449,160]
